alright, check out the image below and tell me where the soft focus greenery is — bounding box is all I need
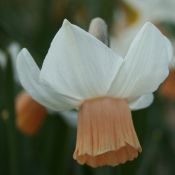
[0,0,175,175]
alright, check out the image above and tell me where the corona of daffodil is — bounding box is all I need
[17,19,172,167]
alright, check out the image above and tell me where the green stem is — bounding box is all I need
[4,52,19,175]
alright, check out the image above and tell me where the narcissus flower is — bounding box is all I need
[17,19,172,167]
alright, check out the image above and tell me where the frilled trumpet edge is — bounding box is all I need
[73,97,142,167]
[15,91,47,135]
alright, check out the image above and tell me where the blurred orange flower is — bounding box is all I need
[159,71,175,99]
[15,91,47,135]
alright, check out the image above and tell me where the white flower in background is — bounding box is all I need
[8,42,21,82]
[111,0,175,61]
[125,0,175,23]
[0,50,7,69]
[0,42,20,75]
[17,19,172,167]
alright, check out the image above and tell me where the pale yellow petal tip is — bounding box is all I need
[141,21,160,35]
[62,19,71,27]
[73,97,142,167]
[17,48,30,64]
[17,48,26,59]
[144,21,154,28]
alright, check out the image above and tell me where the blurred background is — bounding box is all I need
[0,0,175,175]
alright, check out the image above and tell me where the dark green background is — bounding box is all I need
[0,0,175,175]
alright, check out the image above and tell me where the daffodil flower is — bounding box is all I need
[17,19,172,167]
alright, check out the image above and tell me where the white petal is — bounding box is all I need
[40,19,123,100]
[128,94,154,111]
[108,22,172,98]
[17,48,80,111]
